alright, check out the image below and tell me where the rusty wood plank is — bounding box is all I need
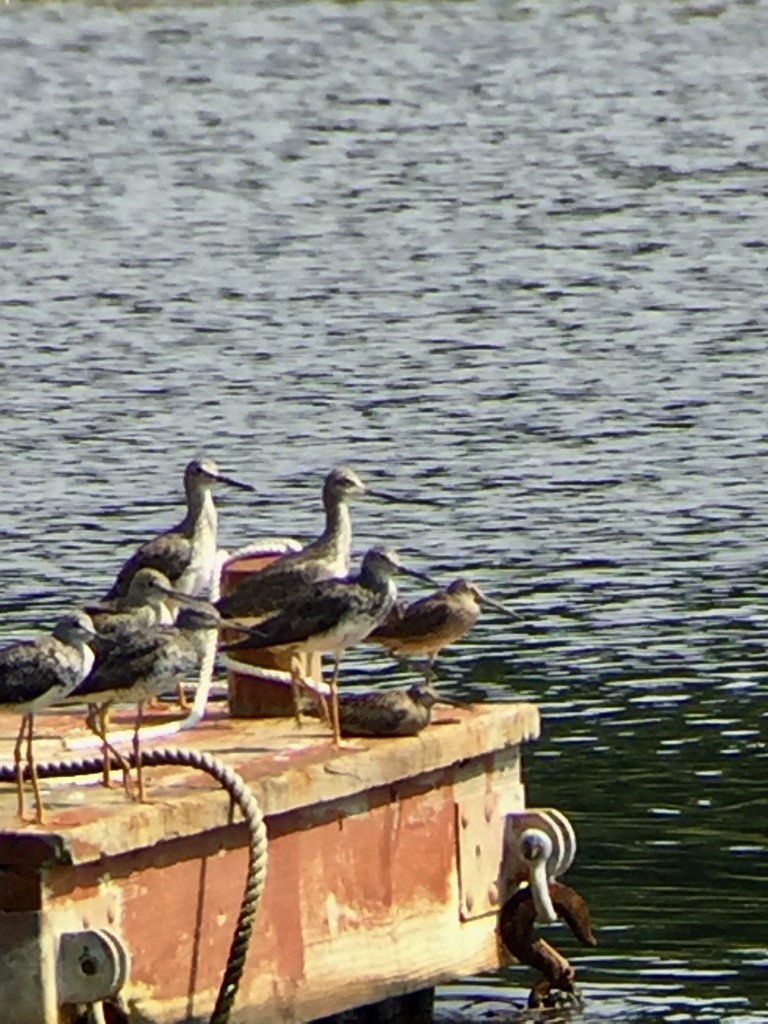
[0,702,539,867]
[39,748,525,1024]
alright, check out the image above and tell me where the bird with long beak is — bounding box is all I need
[0,611,97,823]
[221,546,438,745]
[103,456,254,602]
[68,588,220,799]
[217,465,406,623]
[368,577,518,680]
[85,566,179,632]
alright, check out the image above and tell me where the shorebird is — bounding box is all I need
[104,457,254,602]
[0,611,96,823]
[306,683,467,738]
[217,466,393,622]
[221,546,437,745]
[368,578,517,680]
[86,567,178,632]
[69,606,220,800]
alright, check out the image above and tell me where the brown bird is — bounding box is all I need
[306,683,467,738]
[368,577,517,680]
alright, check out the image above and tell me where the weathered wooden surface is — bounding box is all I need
[0,701,540,1024]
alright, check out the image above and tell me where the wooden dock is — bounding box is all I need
[0,699,540,1024]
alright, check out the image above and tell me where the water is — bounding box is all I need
[1,0,768,1020]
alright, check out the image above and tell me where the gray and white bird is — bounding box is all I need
[217,466,371,622]
[0,611,97,823]
[86,567,179,632]
[221,546,437,746]
[104,457,254,602]
[69,605,219,800]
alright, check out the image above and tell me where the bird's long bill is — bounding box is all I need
[365,487,443,508]
[437,694,472,709]
[156,585,214,609]
[399,565,441,587]
[212,472,255,492]
[479,595,519,620]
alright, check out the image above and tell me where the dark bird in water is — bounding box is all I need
[307,683,467,738]
[369,577,517,680]
[0,611,97,823]
[104,456,254,602]
[499,880,597,1009]
[85,567,178,632]
[221,546,437,745]
[217,465,397,623]
[69,605,220,800]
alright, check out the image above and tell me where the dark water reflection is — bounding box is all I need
[1,0,768,1020]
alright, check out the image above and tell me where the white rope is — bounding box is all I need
[222,536,302,566]
[220,654,331,698]
[64,629,219,751]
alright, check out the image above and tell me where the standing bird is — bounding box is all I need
[85,567,179,632]
[221,546,436,746]
[0,611,97,823]
[310,683,468,738]
[368,578,517,680]
[69,606,219,801]
[104,457,254,602]
[217,466,382,622]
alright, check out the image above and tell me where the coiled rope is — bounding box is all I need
[0,748,267,1024]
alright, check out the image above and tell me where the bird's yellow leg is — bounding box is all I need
[329,657,342,747]
[14,715,27,821]
[26,714,44,825]
[176,682,190,710]
[134,702,146,803]
[289,655,304,729]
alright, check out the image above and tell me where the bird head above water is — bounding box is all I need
[52,611,98,645]
[360,546,439,586]
[184,457,254,495]
[125,567,177,606]
[323,466,367,505]
[446,577,518,620]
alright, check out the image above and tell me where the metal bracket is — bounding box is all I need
[57,929,130,1006]
[456,790,518,921]
[456,802,579,923]
[503,808,577,885]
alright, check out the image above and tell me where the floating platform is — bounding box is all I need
[0,699,540,1024]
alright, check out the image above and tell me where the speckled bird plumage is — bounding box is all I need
[320,684,446,738]
[0,611,97,823]
[71,607,218,707]
[369,578,484,660]
[222,545,401,658]
[86,567,178,633]
[0,611,97,712]
[216,466,366,622]
[104,457,253,602]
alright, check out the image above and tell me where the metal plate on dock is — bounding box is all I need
[456,790,508,922]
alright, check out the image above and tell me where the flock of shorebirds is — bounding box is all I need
[0,458,515,824]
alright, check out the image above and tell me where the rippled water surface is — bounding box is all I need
[2,0,768,1020]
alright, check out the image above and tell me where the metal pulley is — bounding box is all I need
[57,929,130,1006]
